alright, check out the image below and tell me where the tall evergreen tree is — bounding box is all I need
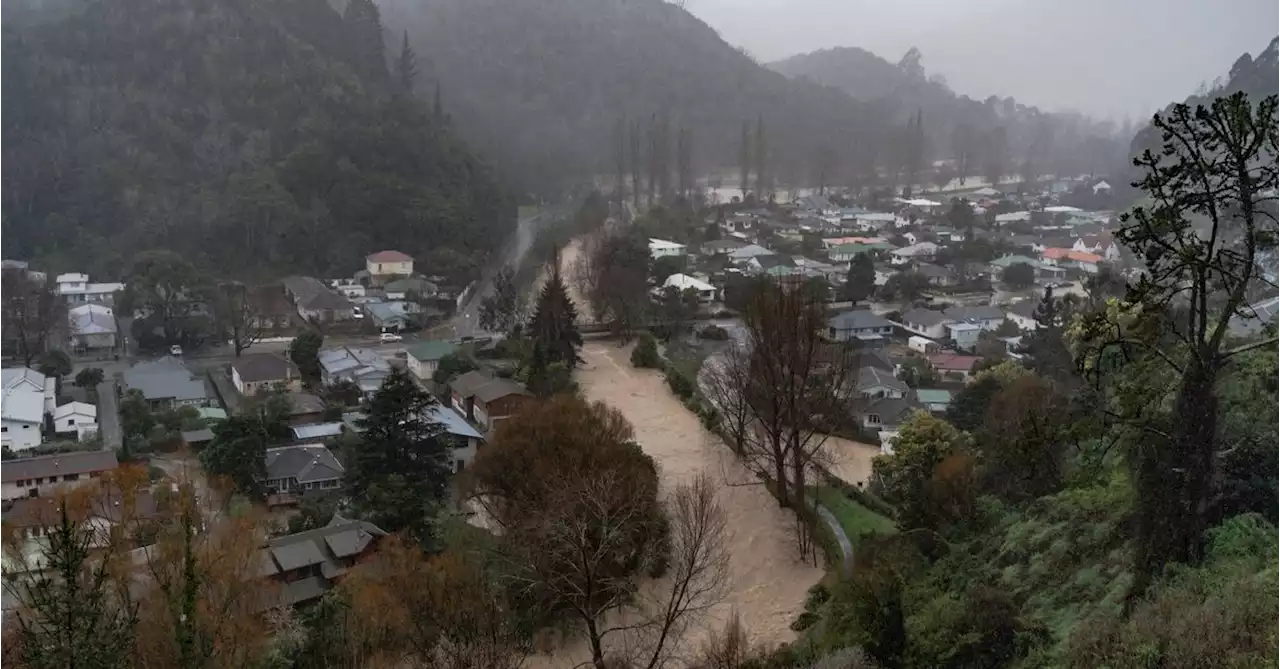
[629,120,643,210]
[753,114,768,200]
[343,0,388,84]
[613,115,628,206]
[739,120,752,198]
[844,253,876,306]
[432,80,444,120]
[529,256,583,368]
[14,505,138,669]
[350,368,452,545]
[395,30,417,93]
[1017,287,1076,384]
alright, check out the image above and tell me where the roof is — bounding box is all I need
[1043,205,1083,213]
[406,340,459,363]
[318,347,389,380]
[265,444,345,483]
[68,304,117,336]
[264,515,386,588]
[231,353,299,384]
[1,450,118,483]
[994,211,1032,222]
[365,301,414,323]
[2,385,45,424]
[5,489,158,528]
[425,405,484,440]
[53,402,96,421]
[55,273,89,283]
[1005,301,1038,320]
[366,250,413,263]
[859,396,923,425]
[855,212,897,222]
[857,366,908,394]
[648,239,685,250]
[928,353,982,372]
[989,255,1042,268]
[198,407,228,421]
[450,371,531,404]
[664,273,715,292]
[946,322,982,333]
[915,389,953,405]
[702,240,747,253]
[282,276,352,312]
[123,357,208,403]
[902,308,950,328]
[182,428,215,444]
[287,392,326,416]
[829,310,893,332]
[943,305,1006,322]
[829,243,889,256]
[1067,251,1103,264]
[754,255,796,270]
[970,187,1001,197]
[291,423,344,440]
[891,242,939,257]
[1229,295,1280,336]
[2,367,48,393]
[727,244,774,259]
[915,264,952,279]
[382,277,435,293]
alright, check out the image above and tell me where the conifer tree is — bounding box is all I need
[529,255,583,368]
[14,505,137,669]
[753,114,767,200]
[343,0,388,84]
[739,120,752,198]
[349,368,452,545]
[395,30,417,93]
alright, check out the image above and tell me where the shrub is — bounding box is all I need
[805,583,832,611]
[147,465,166,482]
[665,364,696,398]
[790,610,819,632]
[631,333,662,368]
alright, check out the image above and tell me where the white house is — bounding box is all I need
[901,308,951,339]
[1,368,55,452]
[1,451,119,502]
[726,244,774,261]
[405,341,460,383]
[663,273,717,303]
[1091,180,1112,195]
[993,211,1032,227]
[1004,301,1040,331]
[1072,236,1121,261]
[53,402,98,441]
[649,239,687,259]
[365,250,414,277]
[68,304,118,352]
[942,306,1007,331]
[54,273,124,306]
[318,347,390,397]
[890,242,939,266]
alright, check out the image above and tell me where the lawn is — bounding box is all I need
[813,485,897,545]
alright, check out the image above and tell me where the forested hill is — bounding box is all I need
[2,0,512,279]
[376,0,878,192]
[769,46,1128,181]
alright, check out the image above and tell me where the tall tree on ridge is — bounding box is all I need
[739,120,753,198]
[630,120,643,210]
[343,0,388,84]
[753,114,768,201]
[613,116,628,206]
[395,30,417,94]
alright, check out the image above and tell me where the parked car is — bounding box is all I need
[169,345,183,356]
[379,332,403,343]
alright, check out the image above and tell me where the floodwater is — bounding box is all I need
[523,241,823,668]
[818,436,881,486]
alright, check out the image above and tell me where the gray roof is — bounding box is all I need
[260,515,387,607]
[754,254,796,270]
[828,310,893,332]
[318,347,389,380]
[859,396,924,426]
[1,451,118,483]
[291,423,344,440]
[265,444,344,484]
[181,429,215,444]
[425,404,484,440]
[1005,301,1038,319]
[902,308,950,328]
[914,264,953,279]
[943,305,1007,323]
[857,366,908,394]
[231,353,299,383]
[1229,295,1280,336]
[282,276,352,312]
[270,539,327,572]
[122,357,208,402]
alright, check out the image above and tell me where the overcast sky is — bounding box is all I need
[685,0,1278,121]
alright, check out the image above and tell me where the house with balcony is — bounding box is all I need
[449,371,533,432]
[53,273,124,306]
[68,304,118,353]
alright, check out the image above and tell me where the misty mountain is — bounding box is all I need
[2,0,511,278]
[377,0,895,192]
[769,45,1127,182]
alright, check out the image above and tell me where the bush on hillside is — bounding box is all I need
[665,364,696,399]
[631,333,662,368]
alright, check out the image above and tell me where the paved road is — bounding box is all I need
[96,379,122,451]
[449,211,547,340]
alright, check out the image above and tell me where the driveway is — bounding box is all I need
[96,378,122,451]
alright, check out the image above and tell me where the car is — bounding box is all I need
[169,344,183,356]
[379,332,403,343]
[352,306,364,320]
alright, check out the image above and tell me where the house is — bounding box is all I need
[365,301,420,330]
[890,242,939,266]
[649,239,687,259]
[915,389,953,414]
[908,336,941,354]
[264,444,345,502]
[914,263,955,287]
[988,254,1048,278]
[366,250,414,278]
[854,396,924,454]
[449,371,533,431]
[282,276,355,323]
[663,274,717,303]
[855,366,907,399]
[1004,301,1040,331]
[182,428,215,448]
[822,236,886,249]
[290,422,344,442]
[942,306,1007,331]
[427,404,485,472]
[796,194,834,214]
[827,310,894,342]
[873,265,895,286]
[405,341,460,383]
[828,243,892,263]
[993,211,1032,227]
[1072,236,1121,262]
[928,353,982,380]
[852,212,899,231]
[67,304,118,352]
[4,488,159,550]
[747,254,797,274]
[247,284,296,332]
[945,322,982,351]
[970,187,1001,198]
[726,244,774,261]
[1,451,118,501]
[283,393,328,427]
[53,402,97,441]
[382,277,437,301]
[901,308,951,339]
[260,515,386,608]
[53,273,124,306]
[318,347,390,397]
[1092,180,1112,194]
[231,353,302,396]
[122,357,210,409]
[1041,248,1102,273]
[701,239,747,256]
[2,368,55,452]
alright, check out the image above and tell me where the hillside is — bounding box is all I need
[377,0,888,192]
[1,0,512,279]
[769,46,1129,184]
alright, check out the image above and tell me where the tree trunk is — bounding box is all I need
[1132,357,1218,600]
[772,437,790,508]
[586,617,607,669]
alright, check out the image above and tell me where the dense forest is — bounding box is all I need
[769,46,1130,182]
[2,0,513,279]
[377,0,910,192]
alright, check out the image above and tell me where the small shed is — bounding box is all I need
[908,336,939,354]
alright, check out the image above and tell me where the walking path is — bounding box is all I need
[816,505,854,577]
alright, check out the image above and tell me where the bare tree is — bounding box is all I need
[2,269,63,367]
[212,281,265,357]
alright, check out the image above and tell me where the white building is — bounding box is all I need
[1,368,55,452]
[54,273,124,306]
[53,402,98,441]
[890,242,939,266]
[68,304,118,352]
[365,250,414,277]
[648,238,687,259]
[662,273,717,303]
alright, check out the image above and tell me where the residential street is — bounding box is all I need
[96,378,122,451]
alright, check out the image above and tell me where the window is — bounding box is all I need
[16,479,28,487]
[1,426,7,433]
[867,414,881,425]
[22,424,30,429]
[64,474,79,482]
[455,460,465,473]
[67,419,75,427]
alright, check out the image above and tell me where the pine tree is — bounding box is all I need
[629,120,643,210]
[343,0,388,84]
[529,257,583,368]
[739,120,752,198]
[1017,287,1075,383]
[14,505,137,669]
[844,253,876,305]
[613,115,628,206]
[395,31,417,93]
[432,80,444,120]
[350,368,452,545]
[753,114,767,200]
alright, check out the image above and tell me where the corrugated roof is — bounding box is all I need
[290,423,344,440]
[406,340,459,363]
[1,450,118,483]
[265,444,344,483]
[270,540,327,572]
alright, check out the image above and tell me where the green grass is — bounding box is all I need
[812,485,897,545]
